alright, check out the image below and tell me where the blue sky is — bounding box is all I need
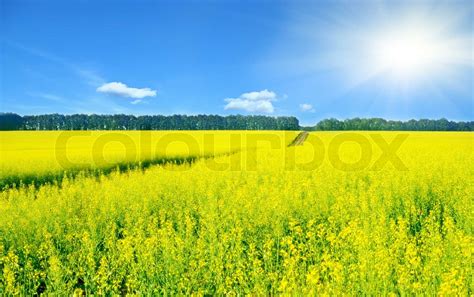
[1,0,473,125]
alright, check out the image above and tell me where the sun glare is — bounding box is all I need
[326,5,474,89]
[379,39,425,73]
[372,32,439,79]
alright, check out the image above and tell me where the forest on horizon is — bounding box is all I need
[0,112,473,131]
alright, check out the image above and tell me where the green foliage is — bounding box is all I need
[1,113,300,131]
[0,113,23,131]
[3,113,472,131]
[312,117,474,131]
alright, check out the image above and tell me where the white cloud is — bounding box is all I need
[225,99,274,113]
[224,89,276,113]
[240,89,277,101]
[97,82,157,99]
[299,103,315,112]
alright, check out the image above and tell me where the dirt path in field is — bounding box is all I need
[288,132,309,146]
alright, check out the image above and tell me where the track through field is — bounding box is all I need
[288,131,309,146]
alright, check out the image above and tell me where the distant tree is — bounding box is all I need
[312,117,473,131]
[3,113,472,131]
[9,113,300,131]
[0,113,24,130]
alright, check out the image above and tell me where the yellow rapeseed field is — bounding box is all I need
[0,131,297,188]
[0,131,472,295]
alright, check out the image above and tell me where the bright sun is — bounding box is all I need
[307,3,472,89]
[372,33,439,79]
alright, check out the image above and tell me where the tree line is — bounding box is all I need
[0,113,300,131]
[308,118,473,131]
[0,113,472,131]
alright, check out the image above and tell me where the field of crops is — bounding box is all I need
[0,131,473,295]
[0,131,297,189]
